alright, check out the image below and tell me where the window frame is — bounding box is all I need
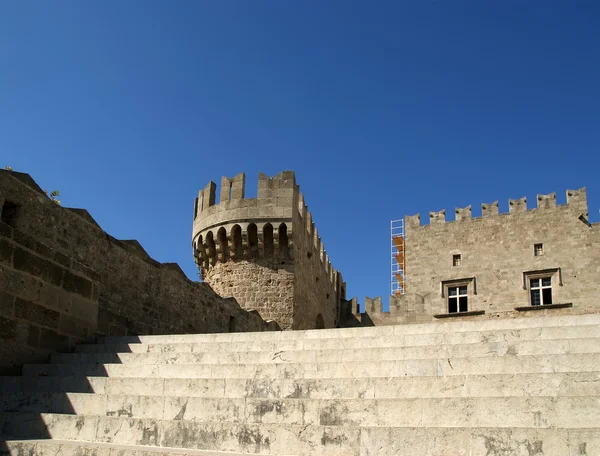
[529,276,552,306]
[441,277,476,314]
[522,268,562,307]
[447,284,469,313]
[452,254,461,267]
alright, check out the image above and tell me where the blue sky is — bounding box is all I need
[1,2,599,309]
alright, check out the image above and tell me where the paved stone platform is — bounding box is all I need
[1,313,599,455]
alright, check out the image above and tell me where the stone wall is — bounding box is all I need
[353,188,600,326]
[204,260,294,329]
[0,170,277,372]
[0,220,99,374]
[292,192,342,330]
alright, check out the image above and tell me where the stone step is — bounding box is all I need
[0,376,106,394]
[98,313,600,345]
[53,337,600,366]
[78,323,600,354]
[0,413,358,455]
[359,427,600,456]
[1,394,599,429]
[1,413,598,456]
[22,353,600,379]
[4,372,599,399]
[1,440,282,456]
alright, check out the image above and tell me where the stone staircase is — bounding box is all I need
[1,313,599,455]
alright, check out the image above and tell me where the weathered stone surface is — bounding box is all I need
[13,247,64,287]
[15,298,60,329]
[1,313,600,455]
[1,440,272,456]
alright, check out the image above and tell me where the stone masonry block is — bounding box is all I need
[70,295,98,325]
[258,207,285,217]
[0,291,15,317]
[202,181,216,210]
[231,181,245,200]
[15,297,60,329]
[405,214,421,228]
[537,192,556,209]
[481,201,499,217]
[217,208,249,222]
[13,247,64,287]
[0,238,13,264]
[257,172,272,190]
[59,313,92,339]
[12,230,37,250]
[429,210,446,224]
[39,327,70,351]
[26,323,40,348]
[0,315,17,341]
[277,197,294,207]
[566,187,586,205]
[39,287,70,314]
[34,241,71,268]
[257,198,278,208]
[0,221,13,238]
[203,204,217,217]
[220,177,232,204]
[62,270,93,299]
[455,206,472,221]
[222,198,251,210]
[69,261,101,283]
[509,196,527,213]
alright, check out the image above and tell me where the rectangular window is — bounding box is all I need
[530,277,552,306]
[1,201,19,227]
[453,254,461,266]
[534,243,544,256]
[448,285,468,313]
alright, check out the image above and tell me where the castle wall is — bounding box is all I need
[291,193,341,330]
[358,188,599,326]
[0,220,99,374]
[0,170,276,372]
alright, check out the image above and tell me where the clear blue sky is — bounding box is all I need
[1,2,599,309]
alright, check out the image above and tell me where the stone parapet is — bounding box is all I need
[407,188,587,227]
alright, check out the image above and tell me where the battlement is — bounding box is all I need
[194,171,296,218]
[193,171,298,238]
[406,187,587,228]
[296,192,338,289]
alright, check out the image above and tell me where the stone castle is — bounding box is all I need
[1,168,599,455]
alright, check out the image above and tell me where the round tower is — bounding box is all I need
[192,172,297,329]
[192,171,346,331]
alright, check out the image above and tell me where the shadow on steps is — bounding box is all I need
[0,337,136,449]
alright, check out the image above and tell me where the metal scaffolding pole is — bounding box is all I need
[391,218,406,296]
